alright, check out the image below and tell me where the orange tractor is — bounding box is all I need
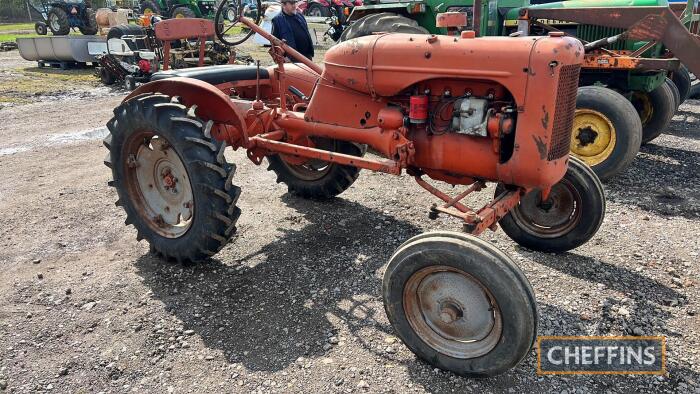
[104,4,605,376]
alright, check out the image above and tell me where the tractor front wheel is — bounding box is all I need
[47,7,70,35]
[497,156,605,253]
[569,86,642,181]
[383,231,537,377]
[340,12,428,41]
[104,94,242,262]
[35,22,48,35]
[632,82,676,145]
[79,8,99,35]
[266,139,363,199]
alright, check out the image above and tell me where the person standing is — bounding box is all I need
[271,0,314,61]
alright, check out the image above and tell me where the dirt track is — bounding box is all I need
[0,48,699,393]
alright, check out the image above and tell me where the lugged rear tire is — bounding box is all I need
[79,8,99,35]
[104,94,242,262]
[47,7,70,35]
[266,139,363,199]
[340,12,428,41]
[497,156,605,253]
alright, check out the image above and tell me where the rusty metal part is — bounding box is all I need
[124,132,194,238]
[155,18,213,71]
[522,6,700,75]
[581,51,680,71]
[403,265,502,359]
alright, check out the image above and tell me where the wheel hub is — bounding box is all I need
[570,109,616,166]
[127,134,194,238]
[403,266,502,359]
[510,179,582,238]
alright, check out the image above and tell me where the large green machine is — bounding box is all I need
[343,0,700,180]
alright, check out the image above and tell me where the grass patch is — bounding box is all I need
[0,33,40,42]
[0,23,35,32]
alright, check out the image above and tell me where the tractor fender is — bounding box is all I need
[123,77,247,145]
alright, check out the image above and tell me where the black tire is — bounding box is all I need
[99,67,116,85]
[666,77,680,111]
[47,7,70,35]
[497,156,605,253]
[671,65,691,104]
[140,0,161,15]
[104,94,242,262]
[383,231,537,377]
[124,75,136,90]
[79,8,99,35]
[691,82,700,100]
[214,0,262,46]
[632,82,676,145]
[570,86,642,181]
[106,24,146,40]
[266,139,362,199]
[35,22,48,35]
[340,12,428,41]
[172,6,196,18]
[307,3,330,17]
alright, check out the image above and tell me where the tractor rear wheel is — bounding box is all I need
[340,12,428,41]
[632,82,676,145]
[666,77,681,111]
[307,3,330,17]
[173,6,196,19]
[266,139,363,199]
[383,231,537,377]
[104,94,242,262]
[497,156,605,253]
[79,8,99,35]
[47,7,70,35]
[569,86,642,181]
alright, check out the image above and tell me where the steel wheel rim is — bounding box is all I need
[143,7,154,15]
[124,132,194,238]
[403,266,502,359]
[49,14,61,31]
[281,138,334,181]
[632,92,654,125]
[509,178,582,238]
[570,109,616,167]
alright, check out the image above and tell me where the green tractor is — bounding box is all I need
[342,0,700,180]
[139,0,217,19]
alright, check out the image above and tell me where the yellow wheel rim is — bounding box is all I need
[144,8,153,15]
[570,109,616,167]
[175,13,185,18]
[632,91,654,125]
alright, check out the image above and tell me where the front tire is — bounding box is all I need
[383,232,537,377]
[104,94,242,262]
[631,82,676,145]
[340,12,428,41]
[497,156,605,253]
[569,86,642,181]
[47,7,70,35]
[35,22,48,35]
[266,139,363,199]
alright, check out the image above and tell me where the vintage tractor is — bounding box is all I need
[104,0,606,376]
[27,0,98,35]
[341,0,700,181]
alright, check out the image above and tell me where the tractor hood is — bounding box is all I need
[505,0,670,19]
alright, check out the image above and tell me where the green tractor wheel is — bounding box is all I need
[172,6,196,18]
[631,82,676,145]
[140,0,161,16]
[671,65,691,104]
[569,86,642,181]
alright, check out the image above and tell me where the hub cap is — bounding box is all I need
[509,178,582,238]
[403,266,502,359]
[570,109,616,166]
[125,133,194,238]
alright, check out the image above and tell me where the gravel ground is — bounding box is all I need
[0,48,699,393]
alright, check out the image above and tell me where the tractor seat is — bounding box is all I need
[150,65,270,85]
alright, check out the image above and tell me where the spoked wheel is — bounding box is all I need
[497,156,605,253]
[383,232,537,377]
[105,93,242,262]
[266,138,363,199]
[215,0,262,46]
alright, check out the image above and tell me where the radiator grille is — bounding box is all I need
[548,64,581,161]
[576,25,626,50]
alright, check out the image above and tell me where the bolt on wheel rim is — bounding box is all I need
[509,178,582,238]
[403,266,502,359]
[570,109,616,166]
[125,132,194,238]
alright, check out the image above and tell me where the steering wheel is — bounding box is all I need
[215,0,263,46]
